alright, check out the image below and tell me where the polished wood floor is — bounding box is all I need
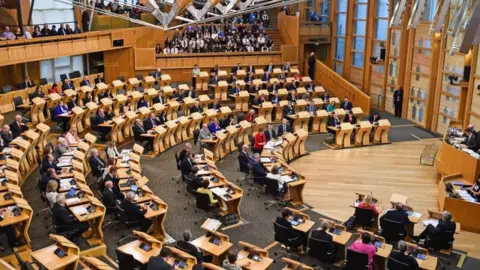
[291,140,480,259]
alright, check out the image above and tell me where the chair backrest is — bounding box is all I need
[184,175,197,194]
[60,74,68,82]
[381,218,405,243]
[39,78,48,85]
[118,76,125,82]
[115,249,136,270]
[193,129,200,145]
[345,249,369,270]
[308,237,335,262]
[354,207,376,227]
[148,71,155,77]
[117,205,140,227]
[273,222,296,247]
[2,85,12,93]
[264,177,280,196]
[195,191,213,211]
[136,74,143,80]
[387,256,411,270]
[13,97,23,108]
[426,229,455,250]
[237,112,245,122]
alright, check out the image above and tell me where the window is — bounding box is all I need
[321,0,330,17]
[354,37,365,51]
[31,0,75,27]
[335,38,345,60]
[338,0,348,12]
[355,4,368,19]
[353,53,364,67]
[354,20,367,35]
[40,55,84,83]
[334,62,344,75]
[337,13,347,36]
[378,0,389,17]
[376,19,389,40]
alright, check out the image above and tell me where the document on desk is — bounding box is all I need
[59,156,73,163]
[57,161,72,167]
[62,151,74,156]
[66,197,80,204]
[260,157,272,163]
[422,219,439,227]
[410,212,422,219]
[2,147,11,154]
[457,190,476,202]
[264,142,275,150]
[211,187,228,197]
[205,219,222,231]
[71,206,88,215]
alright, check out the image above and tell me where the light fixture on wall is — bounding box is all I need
[429,0,451,33]
[407,0,427,30]
[389,0,408,27]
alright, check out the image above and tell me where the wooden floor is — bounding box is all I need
[291,140,480,259]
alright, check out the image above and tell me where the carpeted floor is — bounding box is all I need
[1,109,478,269]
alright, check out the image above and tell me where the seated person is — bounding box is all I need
[41,154,60,174]
[83,92,93,104]
[199,124,213,146]
[181,153,195,177]
[31,86,45,99]
[144,113,161,131]
[368,112,382,124]
[54,100,70,131]
[53,137,68,159]
[277,118,292,136]
[223,251,251,270]
[92,109,111,141]
[349,232,376,270]
[1,125,13,146]
[265,123,277,141]
[67,95,79,110]
[196,179,218,204]
[245,109,256,123]
[176,230,205,263]
[146,248,173,270]
[45,180,59,205]
[275,209,304,253]
[358,194,379,215]
[326,101,336,112]
[89,148,106,179]
[120,191,152,232]
[467,177,480,198]
[310,220,336,261]
[153,91,165,104]
[414,211,456,244]
[327,112,342,130]
[388,240,419,269]
[103,166,120,192]
[266,165,289,192]
[463,127,478,151]
[344,111,357,124]
[102,180,124,208]
[51,194,90,243]
[137,97,148,108]
[187,166,203,191]
[380,202,410,233]
[10,114,28,139]
[209,98,221,110]
[39,168,59,194]
[340,97,353,111]
[190,100,202,114]
[0,209,19,249]
[282,101,294,119]
[208,118,222,134]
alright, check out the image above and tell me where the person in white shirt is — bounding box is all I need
[170,46,179,54]
[106,141,121,159]
[266,165,290,191]
[45,180,59,205]
[242,37,250,46]
[257,34,266,45]
[163,47,170,54]
[23,26,32,39]
[64,128,80,146]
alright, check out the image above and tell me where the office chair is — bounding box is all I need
[193,191,218,225]
[115,249,143,270]
[424,230,455,268]
[136,74,143,81]
[101,197,120,231]
[236,153,254,188]
[2,85,12,94]
[182,175,197,210]
[116,206,143,245]
[264,178,286,210]
[353,207,377,229]
[117,76,126,82]
[34,177,50,219]
[172,151,183,184]
[14,252,39,270]
[237,112,245,122]
[308,237,336,268]
[344,249,370,270]
[380,218,405,244]
[272,222,300,262]
[48,207,73,237]
[148,71,155,77]
[386,257,411,270]
[60,74,68,82]
[193,129,200,145]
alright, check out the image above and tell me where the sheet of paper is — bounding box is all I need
[260,157,271,163]
[71,206,88,215]
[66,197,80,204]
[410,212,422,218]
[205,219,222,231]
[422,219,439,227]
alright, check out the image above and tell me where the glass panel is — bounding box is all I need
[355,20,366,35]
[337,13,347,36]
[40,60,54,83]
[354,37,365,51]
[353,53,365,68]
[357,0,368,3]
[375,19,388,40]
[338,0,347,12]
[355,4,368,19]
[72,56,84,75]
[334,62,344,75]
[378,0,389,17]
[321,0,330,17]
[335,38,345,60]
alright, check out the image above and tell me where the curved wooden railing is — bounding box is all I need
[313,60,371,115]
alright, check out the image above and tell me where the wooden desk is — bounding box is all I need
[281,258,313,270]
[117,231,162,264]
[237,241,273,270]
[191,234,232,265]
[30,234,80,270]
[165,246,197,270]
[356,229,392,270]
[252,117,267,137]
[320,218,352,265]
[138,195,168,240]
[286,207,315,233]
[231,91,250,112]
[312,110,328,133]
[237,121,252,146]
[288,112,310,132]
[210,184,243,225]
[68,197,105,245]
[215,81,229,101]
[405,242,438,270]
[436,137,480,184]
[328,123,354,148]
[253,102,273,123]
[374,119,391,144]
[355,121,372,146]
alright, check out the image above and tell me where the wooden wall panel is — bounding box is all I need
[104,48,135,83]
[369,84,383,107]
[134,48,156,70]
[350,68,363,85]
[370,64,386,85]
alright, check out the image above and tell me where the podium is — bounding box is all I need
[312,98,324,110]
[100,97,113,112]
[144,76,155,89]
[160,74,171,86]
[334,108,346,120]
[182,96,195,116]
[83,102,98,128]
[236,69,246,79]
[110,117,126,143]
[252,117,267,136]
[166,100,180,120]
[290,111,310,132]
[294,99,307,113]
[355,121,372,146]
[128,77,140,92]
[219,106,232,119]
[301,76,312,85]
[94,83,108,103]
[145,88,158,106]
[111,80,125,95]
[215,81,228,101]
[231,91,249,112]
[46,93,61,119]
[31,97,46,124]
[255,69,264,78]
[163,121,178,148]
[198,71,210,91]
[138,107,151,122]
[129,91,143,111]
[237,121,252,146]
[275,100,288,121]
[296,87,307,98]
[273,68,282,76]
[152,103,165,116]
[329,123,353,148]
[283,133,297,161]
[162,85,174,100]
[176,116,191,142]
[213,130,228,160]
[123,111,138,139]
[313,110,328,133]
[293,129,308,157]
[152,126,167,155]
[225,125,239,153]
[113,94,127,116]
[255,102,273,123]
[70,107,85,133]
[198,95,211,111]
[62,89,76,105]
[78,86,93,106]
[236,79,246,90]
[312,86,325,98]
[202,109,218,126]
[374,119,391,144]
[278,88,289,100]
[352,107,364,122]
[188,112,204,136]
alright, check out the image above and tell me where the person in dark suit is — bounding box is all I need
[57,23,67,35]
[152,92,164,104]
[10,114,28,139]
[146,248,173,270]
[1,125,13,146]
[310,220,336,259]
[388,241,419,269]
[238,145,251,173]
[152,68,162,80]
[102,180,124,208]
[464,128,478,151]
[93,109,111,141]
[89,148,106,178]
[380,202,410,235]
[263,71,272,82]
[249,153,267,183]
[231,63,242,74]
[264,61,274,72]
[209,74,220,85]
[231,83,241,95]
[39,168,59,193]
[393,86,403,118]
[275,208,303,251]
[209,98,221,110]
[82,10,90,32]
[94,74,105,84]
[190,100,202,114]
[0,209,19,249]
[368,112,382,124]
[187,167,203,191]
[265,124,277,141]
[246,64,255,75]
[144,113,160,131]
[103,166,120,192]
[79,76,92,87]
[181,153,195,177]
[307,52,315,79]
[415,211,456,244]
[178,143,192,165]
[277,118,292,136]
[210,64,219,77]
[51,194,89,243]
[340,97,353,111]
[344,111,357,124]
[268,81,279,93]
[62,79,74,91]
[68,95,79,110]
[328,112,342,126]
[176,230,205,263]
[132,119,147,142]
[20,76,35,89]
[120,191,152,232]
[41,154,60,175]
[31,86,45,99]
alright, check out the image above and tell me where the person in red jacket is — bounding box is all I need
[245,109,256,123]
[253,128,267,153]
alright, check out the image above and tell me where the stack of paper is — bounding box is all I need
[211,187,228,197]
[422,219,439,227]
[71,206,88,215]
[457,190,476,202]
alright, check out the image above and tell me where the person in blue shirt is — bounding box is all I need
[137,97,148,109]
[54,100,69,131]
[208,118,222,134]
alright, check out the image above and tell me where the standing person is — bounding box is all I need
[82,9,90,32]
[308,52,316,80]
[393,86,403,118]
[253,128,267,154]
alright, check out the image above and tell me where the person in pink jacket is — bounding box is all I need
[349,232,377,270]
